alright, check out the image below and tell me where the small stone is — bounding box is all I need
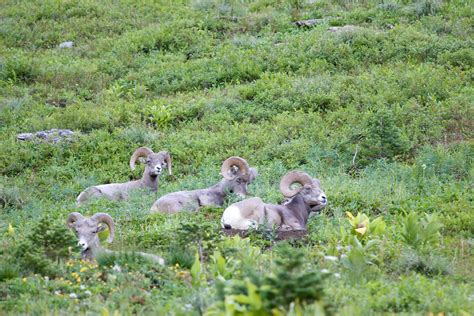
[17,133,34,141]
[69,293,77,299]
[35,131,48,139]
[59,41,74,49]
[294,19,324,27]
[59,129,74,136]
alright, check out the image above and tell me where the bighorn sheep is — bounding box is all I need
[150,157,257,213]
[67,212,165,265]
[221,171,327,230]
[77,147,171,205]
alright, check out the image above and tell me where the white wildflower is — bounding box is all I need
[324,255,338,262]
[112,264,122,272]
[69,293,77,299]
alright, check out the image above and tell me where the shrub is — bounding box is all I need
[12,215,76,276]
[0,183,24,209]
[397,248,451,276]
[360,107,411,165]
[400,212,442,250]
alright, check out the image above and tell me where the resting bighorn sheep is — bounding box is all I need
[150,157,257,213]
[77,147,171,205]
[67,212,165,265]
[221,171,327,230]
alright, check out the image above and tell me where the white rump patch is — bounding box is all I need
[222,205,256,230]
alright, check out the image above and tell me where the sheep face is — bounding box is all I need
[144,153,170,177]
[299,181,327,212]
[67,213,115,256]
[73,219,106,251]
[227,167,258,197]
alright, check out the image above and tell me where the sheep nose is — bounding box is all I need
[78,241,87,248]
[321,196,327,203]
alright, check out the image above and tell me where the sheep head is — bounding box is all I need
[130,147,172,177]
[67,212,115,253]
[221,156,257,197]
[280,171,327,212]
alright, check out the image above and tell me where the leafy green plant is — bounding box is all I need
[345,212,386,242]
[212,243,329,314]
[11,215,76,276]
[344,239,379,270]
[396,248,451,276]
[401,212,443,249]
[0,184,24,209]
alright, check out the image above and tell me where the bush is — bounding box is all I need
[400,212,442,250]
[12,215,76,276]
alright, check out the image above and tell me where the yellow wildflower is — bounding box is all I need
[80,267,88,273]
[7,223,15,236]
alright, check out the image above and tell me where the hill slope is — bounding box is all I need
[0,0,473,314]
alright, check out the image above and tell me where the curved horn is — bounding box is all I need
[67,212,84,229]
[159,151,172,176]
[91,213,115,243]
[221,156,250,180]
[130,147,154,171]
[279,171,313,197]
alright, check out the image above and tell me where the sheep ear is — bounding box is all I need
[97,224,107,232]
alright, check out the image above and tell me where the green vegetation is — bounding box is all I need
[0,0,472,314]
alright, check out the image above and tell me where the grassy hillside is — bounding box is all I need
[0,0,473,314]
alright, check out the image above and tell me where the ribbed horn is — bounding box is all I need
[67,212,84,228]
[159,151,172,176]
[279,171,313,197]
[130,147,154,171]
[91,213,115,243]
[221,156,250,180]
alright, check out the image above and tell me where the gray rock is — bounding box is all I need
[59,129,74,136]
[17,129,77,144]
[17,133,34,141]
[35,131,48,139]
[59,41,74,49]
[294,19,325,27]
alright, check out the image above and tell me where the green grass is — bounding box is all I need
[0,0,473,314]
